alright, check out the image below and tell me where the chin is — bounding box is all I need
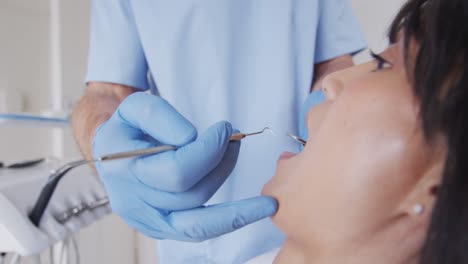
[263,155,292,197]
[261,176,276,198]
[262,163,282,196]
[262,180,275,197]
[261,182,282,225]
[261,170,285,225]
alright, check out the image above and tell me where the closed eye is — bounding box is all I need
[370,50,393,71]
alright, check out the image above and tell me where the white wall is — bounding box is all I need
[351,0,407,63]
[0,0,50,112]
[0,0,54,161]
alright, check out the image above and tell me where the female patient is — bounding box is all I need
[262,0,468,263]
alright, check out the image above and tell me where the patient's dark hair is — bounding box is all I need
[389,0,468,263]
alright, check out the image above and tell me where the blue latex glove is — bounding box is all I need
[298,89,327,141]
[93,92,278,242]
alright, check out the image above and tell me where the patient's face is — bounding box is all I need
[263,44,439,247]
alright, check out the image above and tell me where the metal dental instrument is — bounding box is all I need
[29,129,270,226]
[55,197,110,224]
[287,133,307,146]
[230,127,272,141]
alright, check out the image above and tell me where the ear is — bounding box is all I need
[400,160,444,218]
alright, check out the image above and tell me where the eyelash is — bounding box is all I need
[370,50,392,71]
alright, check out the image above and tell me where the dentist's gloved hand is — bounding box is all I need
[298,89,327,141]
[93,92,277,242]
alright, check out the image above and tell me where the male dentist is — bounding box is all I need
[72,0,365,263]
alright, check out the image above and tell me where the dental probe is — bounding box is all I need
[98,128,272,162]
[287,133,307,146]
[29,128,270,226]
[229,127,272,141]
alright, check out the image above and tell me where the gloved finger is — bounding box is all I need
[299,89,326,140]
[167,196,278,242]
[116,92,197,146]
[117,204,176,240]
[102,175,176,238]
[131,121,233,192]
[93,114,151,160]
[135,139,241,210]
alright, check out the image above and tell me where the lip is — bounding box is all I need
[279,151,297,161]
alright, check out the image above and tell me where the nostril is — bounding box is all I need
[322,71,344,96]
[322,78,344,100]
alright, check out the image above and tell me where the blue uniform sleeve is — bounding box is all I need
[314,0,367,63]
[86,0,149,90]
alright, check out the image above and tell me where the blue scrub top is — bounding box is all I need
[87,1,365,263]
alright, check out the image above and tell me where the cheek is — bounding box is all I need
[307,101,332,135]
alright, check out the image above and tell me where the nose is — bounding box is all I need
[322,72,344,101]
[321,61,376,101]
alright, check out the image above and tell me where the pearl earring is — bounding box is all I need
[412,204,424,215]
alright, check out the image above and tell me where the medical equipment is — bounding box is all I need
[0,159,108,258]
[55,197,109,224]
[0,158,45,169]
[0,113,68,127]
[287,133,307,146]
[29,128,272,226]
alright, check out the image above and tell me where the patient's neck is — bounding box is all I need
[274,231,420,264]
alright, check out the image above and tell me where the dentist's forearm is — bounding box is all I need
[71,82,138,160]
[311,54,354,92]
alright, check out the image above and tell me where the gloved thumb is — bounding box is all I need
[299,89,326,140]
